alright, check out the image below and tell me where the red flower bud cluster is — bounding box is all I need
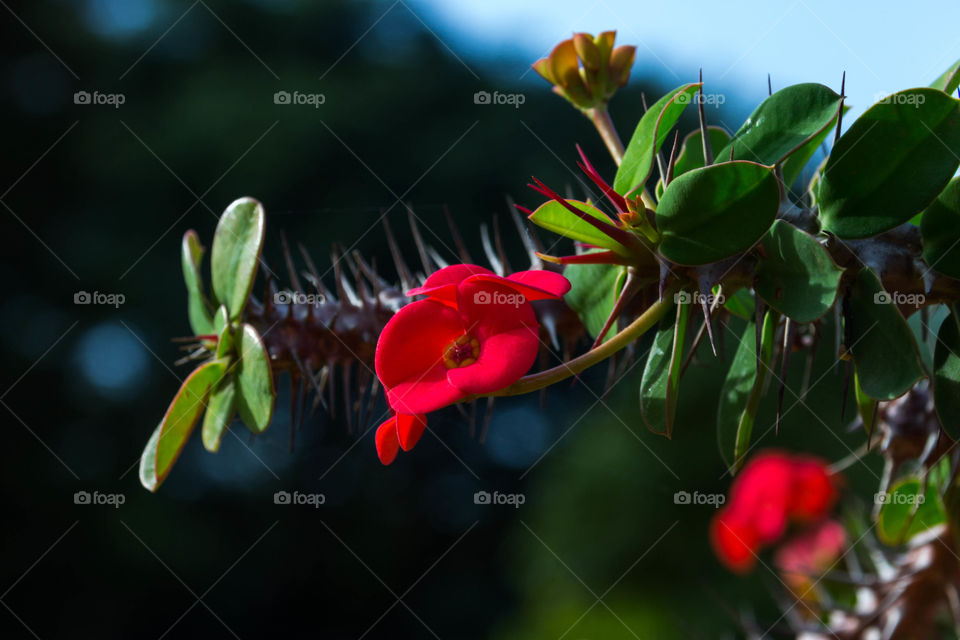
[711,451,839,573]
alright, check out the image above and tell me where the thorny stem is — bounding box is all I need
[587,105,657,211]
[484,290,674,398]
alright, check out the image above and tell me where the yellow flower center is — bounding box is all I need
[443,335,480,369]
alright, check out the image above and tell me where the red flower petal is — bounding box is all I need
[466,269,571,301]
[375,418,400,465]
[406,264,495,303]
[446,326,540,394]
[387,372,467,415]
[789,458,837,522]
[727,452,794,544]
[710,512,758,573]
[456,280,538,336]
[396,413,427,451]
[375,299,464,390]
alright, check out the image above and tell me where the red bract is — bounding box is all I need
[375,413,428,465]
[373,264,570,465]
[711,451,838,573]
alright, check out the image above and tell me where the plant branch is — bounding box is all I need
[587,105,657,211]
[485,290,673,398]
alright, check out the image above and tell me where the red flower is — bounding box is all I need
[774,519,846,591]
[711,451,838,573]
[373,264,570,464]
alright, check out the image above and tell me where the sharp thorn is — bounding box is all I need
[443,205,473,263]
[406,204,434,276]
[280,231,303,293]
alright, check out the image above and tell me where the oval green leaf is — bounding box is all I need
[819,89,960,239]
[655,161,779,265]
[921,178,960,279]
[716,83,843,184]
[202,374,237,452]
[933,311,960,441]
[211,197,266,320]
[614,83,701,198]
[846,268,925,400]
[640,300,690,437]
[235,323,275,433]
[528,199,631,256]
[139,359,227,491]
[755,220,844,322]
[182,230,214,336]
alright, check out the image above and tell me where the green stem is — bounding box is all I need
[485,292,673,398]
[589,106,625,165]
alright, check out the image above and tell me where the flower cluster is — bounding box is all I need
[710,451,840,573]
[532,31,635,111]
[373,264,570,464]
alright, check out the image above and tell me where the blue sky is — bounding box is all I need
[413,0,960,123]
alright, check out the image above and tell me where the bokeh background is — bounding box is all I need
[1,0,956,637]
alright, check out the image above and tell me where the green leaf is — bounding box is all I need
[717,310,778,474]
[181,230,214,335]
[655,161,779,265]
[640,301,690,437]
[723,287,755,319]
[921,178,960,279]
[671,126,731,178]
[235,323,275,433]
[528,199,630,256]
[139,359,227,491]
[933,311,960,441]
[202,374,237,452]
[877,476,947,545]
[563,262,626,342]
[615,83,701,198]
[211,306,235,359]
[846,268,925,400]
[781,106,847,187]
[853,370,878,438]
[716,83,843,183]
[819,89,960,239]
[211,197,266,321]
[931,57,960,95]
[755,220,844,322]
